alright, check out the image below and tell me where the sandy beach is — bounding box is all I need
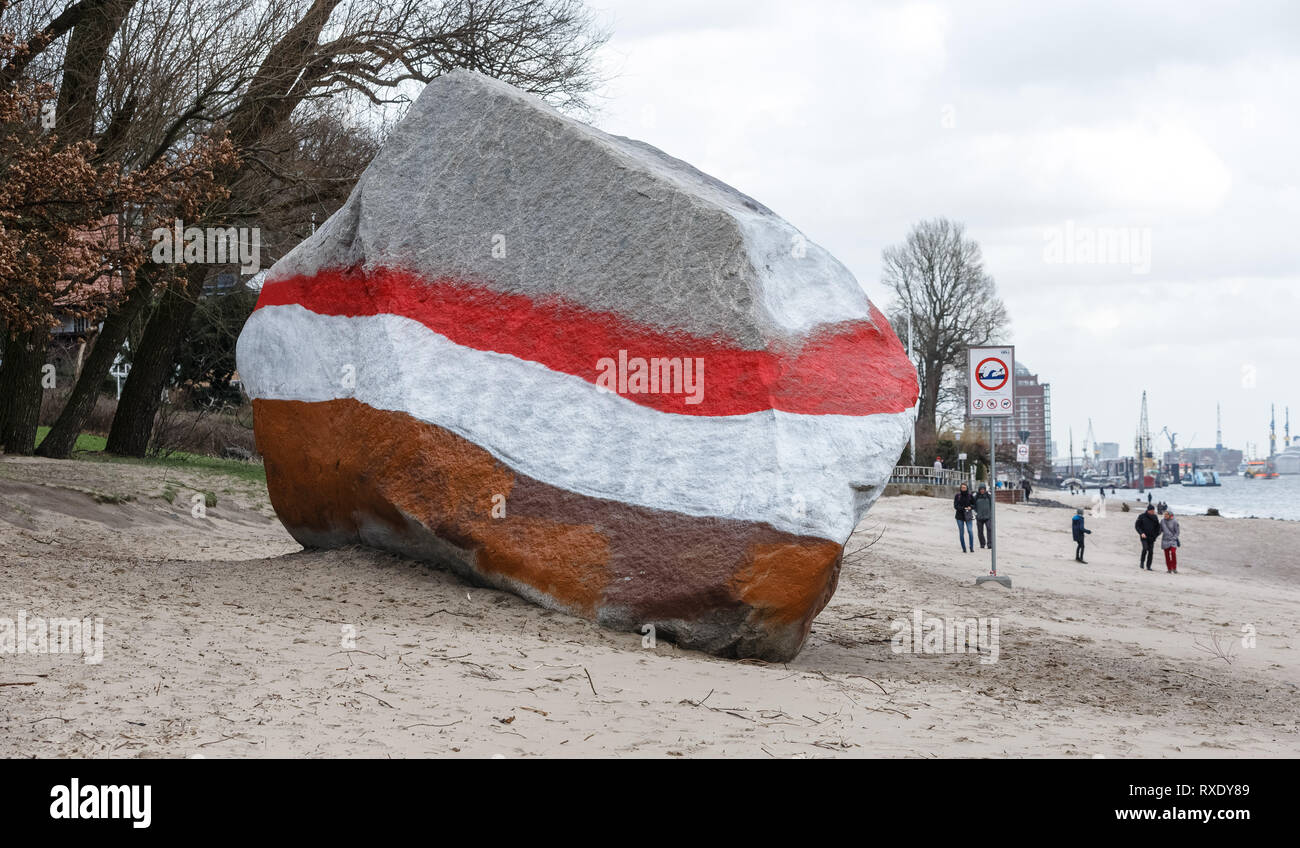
[1,455,1296,758]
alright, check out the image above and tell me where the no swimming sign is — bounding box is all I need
[968,346,1015,417]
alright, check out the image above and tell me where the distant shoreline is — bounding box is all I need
[1030,486,1300,523]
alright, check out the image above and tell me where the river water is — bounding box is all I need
[1092,473,1300,521]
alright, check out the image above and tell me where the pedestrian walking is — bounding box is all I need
[1072,508,1092,563]
[974,484,993,549]
[1135,505,1160,571]
[1160,510,1181,573]
[953,482,975,552]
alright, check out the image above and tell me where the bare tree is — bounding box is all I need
[11,0,604,457]
[0,1,229,455]
[105,0,609,456]
[34,0,312,457]
[882,218,1009,459]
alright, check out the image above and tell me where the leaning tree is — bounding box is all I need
[102,0,609,456]
[0,0,608,457]
[0,7,232,455]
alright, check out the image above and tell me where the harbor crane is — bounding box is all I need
[1270,404,1277,459]
[1135,391,1156,486]
[1083,418,1099,472]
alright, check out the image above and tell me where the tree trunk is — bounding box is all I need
[17,0,138,457]
[37,280,153,458]
[104,269,204,456]
[0,328,51,455]
[915,358,941,459]
[56,0,138,141]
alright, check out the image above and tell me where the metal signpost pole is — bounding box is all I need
[970,344,1014,588]
[989,415,997,577]
[908,313,916,466]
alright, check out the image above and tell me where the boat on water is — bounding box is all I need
[1243,460,1279,479]
[1275,440,1300,475]
[1181,468,1220,487]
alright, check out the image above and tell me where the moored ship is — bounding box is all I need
[1243,460,1279,479]
[1181,468,1221,487]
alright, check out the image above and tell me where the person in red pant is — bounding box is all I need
[1160,510,1181,573]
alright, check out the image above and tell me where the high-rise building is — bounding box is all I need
[968,362,1052,469]
[1098,441,1120,460]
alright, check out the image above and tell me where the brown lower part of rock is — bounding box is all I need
[253,397,843,660]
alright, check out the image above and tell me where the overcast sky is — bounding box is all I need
[584,0,1300,458]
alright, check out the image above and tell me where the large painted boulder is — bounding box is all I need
[236,71,917,661]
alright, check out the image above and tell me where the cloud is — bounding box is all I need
[588,0,1300,451]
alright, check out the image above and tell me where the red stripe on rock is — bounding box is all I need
[256,266,917,417]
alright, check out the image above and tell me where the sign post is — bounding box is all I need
[968,346,1015,587]
[109,358,131,401]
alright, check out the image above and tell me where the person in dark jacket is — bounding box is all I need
[953,483,975,552]
[1072,508,1092,562]
[974,484,993,549]
[1021,479,1032,500]
[1134,505,1160,570]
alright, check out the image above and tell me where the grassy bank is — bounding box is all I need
[33,426,266,485]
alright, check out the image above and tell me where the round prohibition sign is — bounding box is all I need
[975,357,1009,391]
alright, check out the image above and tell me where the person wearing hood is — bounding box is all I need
[974,484,994,549]
[1072,508,1092,563]
[953,482,975,552]
[1134,505,1161,571]
[1160,510,1181,573]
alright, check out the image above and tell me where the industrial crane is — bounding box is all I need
[1270,404,1277,459]
[1136,392,1155,470]
[1084,418,1099,472]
